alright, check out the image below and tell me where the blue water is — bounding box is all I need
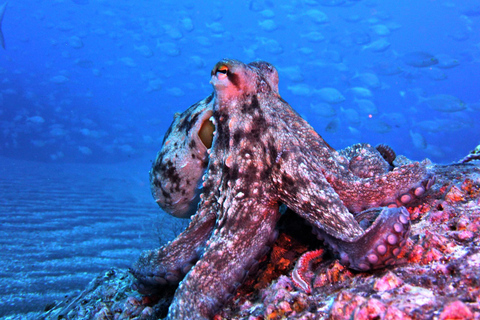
[1,0,479,164]
[1,0,480,317]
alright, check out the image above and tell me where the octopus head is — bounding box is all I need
[210,59,279,102]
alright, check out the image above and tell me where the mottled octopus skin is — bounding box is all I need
[132,60,433,319]
[149,94,214,218]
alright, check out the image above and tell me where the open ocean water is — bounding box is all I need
[1,0,480,318]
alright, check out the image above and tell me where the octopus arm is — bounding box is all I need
[328,161,433,213]
[314,206,412,271]
[131,207,216,294]
[275,149,365,241]
[167,198,281,320]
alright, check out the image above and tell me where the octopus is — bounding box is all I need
[131,59,434,319]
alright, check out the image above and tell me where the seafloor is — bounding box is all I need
[35,154,480,320]
[0,156,187,320]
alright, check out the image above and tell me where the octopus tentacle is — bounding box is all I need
[338,143,391,178]
[131,207,216,294]
[275,148,365,241]
[314,207,411,270]
[167,201,280,320]
[327,161,434,213]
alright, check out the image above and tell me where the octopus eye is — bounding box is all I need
[216,65,228,75]
[215,65,230,80]
[198,118,215,149]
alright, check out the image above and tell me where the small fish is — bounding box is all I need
[409,130,427,150]
[350,31,371,45]
[342,108,360,125]
[260,9,275,18]
[416,120,443,132]
[278,66,304,82]
[27,116,45,124]
[436,54,460,69]
[316,87,345,104]
[373,60,403,75]
[0,2,7,49]
[425,68,447,81]
[206,22,224,34]
[402,51,438,68]
[301,31,325,42]
[362,39,391,52]
[68,36,83,49]
[365,119,391,134]
[135,45,154,58]
[257,37,283,54]
[419,94,467,113]
[350,72,381,89]
[305,9,328,24]
[180,17,194,32]
[259,19,277,31]
[78,146,92,155]
[287,84,312,97]
[325,118,340,133]
[310,102,336,117]
[346,87,372,98]
[370,24,390,36]
[354,99,378,115]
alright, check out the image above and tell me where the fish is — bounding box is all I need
[372,61,403,75]
[259,19,277,31]
[346,87,372,98]
[409,130,427,150]
[365,119,392,134]
[310,102,336,117]
[435,54,460,69]
[301,31,325,42]
[362,39,391,52]
[325,118,340,133]
[27,116,45,124]
[180,17,194,32]
[306,9,329,24]
[0,2,6,49]
[316,87,345,104]
[419,94,467,113]
[402,51,438,68]
[370,24,390,36]
[278,66,304,82]
[350,72,381,89]
[354,99,378,115]
[288,84,313,97]
[425,68,447,81]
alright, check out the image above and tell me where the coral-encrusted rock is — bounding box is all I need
[42,162,480,320]
[439,300,473,320]
[42,268,175,319]
[373,271,403,292]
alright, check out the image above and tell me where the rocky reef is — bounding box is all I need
[42,157,480,320]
